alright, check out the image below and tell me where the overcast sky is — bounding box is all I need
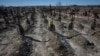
[0,0,100,6]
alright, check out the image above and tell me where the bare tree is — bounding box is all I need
[16,13,25,37]
[4,17,9,27]
[91,11,98,30]
[91,18,96,30]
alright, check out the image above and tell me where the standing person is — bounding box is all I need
[48,16,55,32]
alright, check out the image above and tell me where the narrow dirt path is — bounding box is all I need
[30,10,62,56]
[19,10,54,56]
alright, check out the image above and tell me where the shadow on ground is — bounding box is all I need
[19,35,50,56]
